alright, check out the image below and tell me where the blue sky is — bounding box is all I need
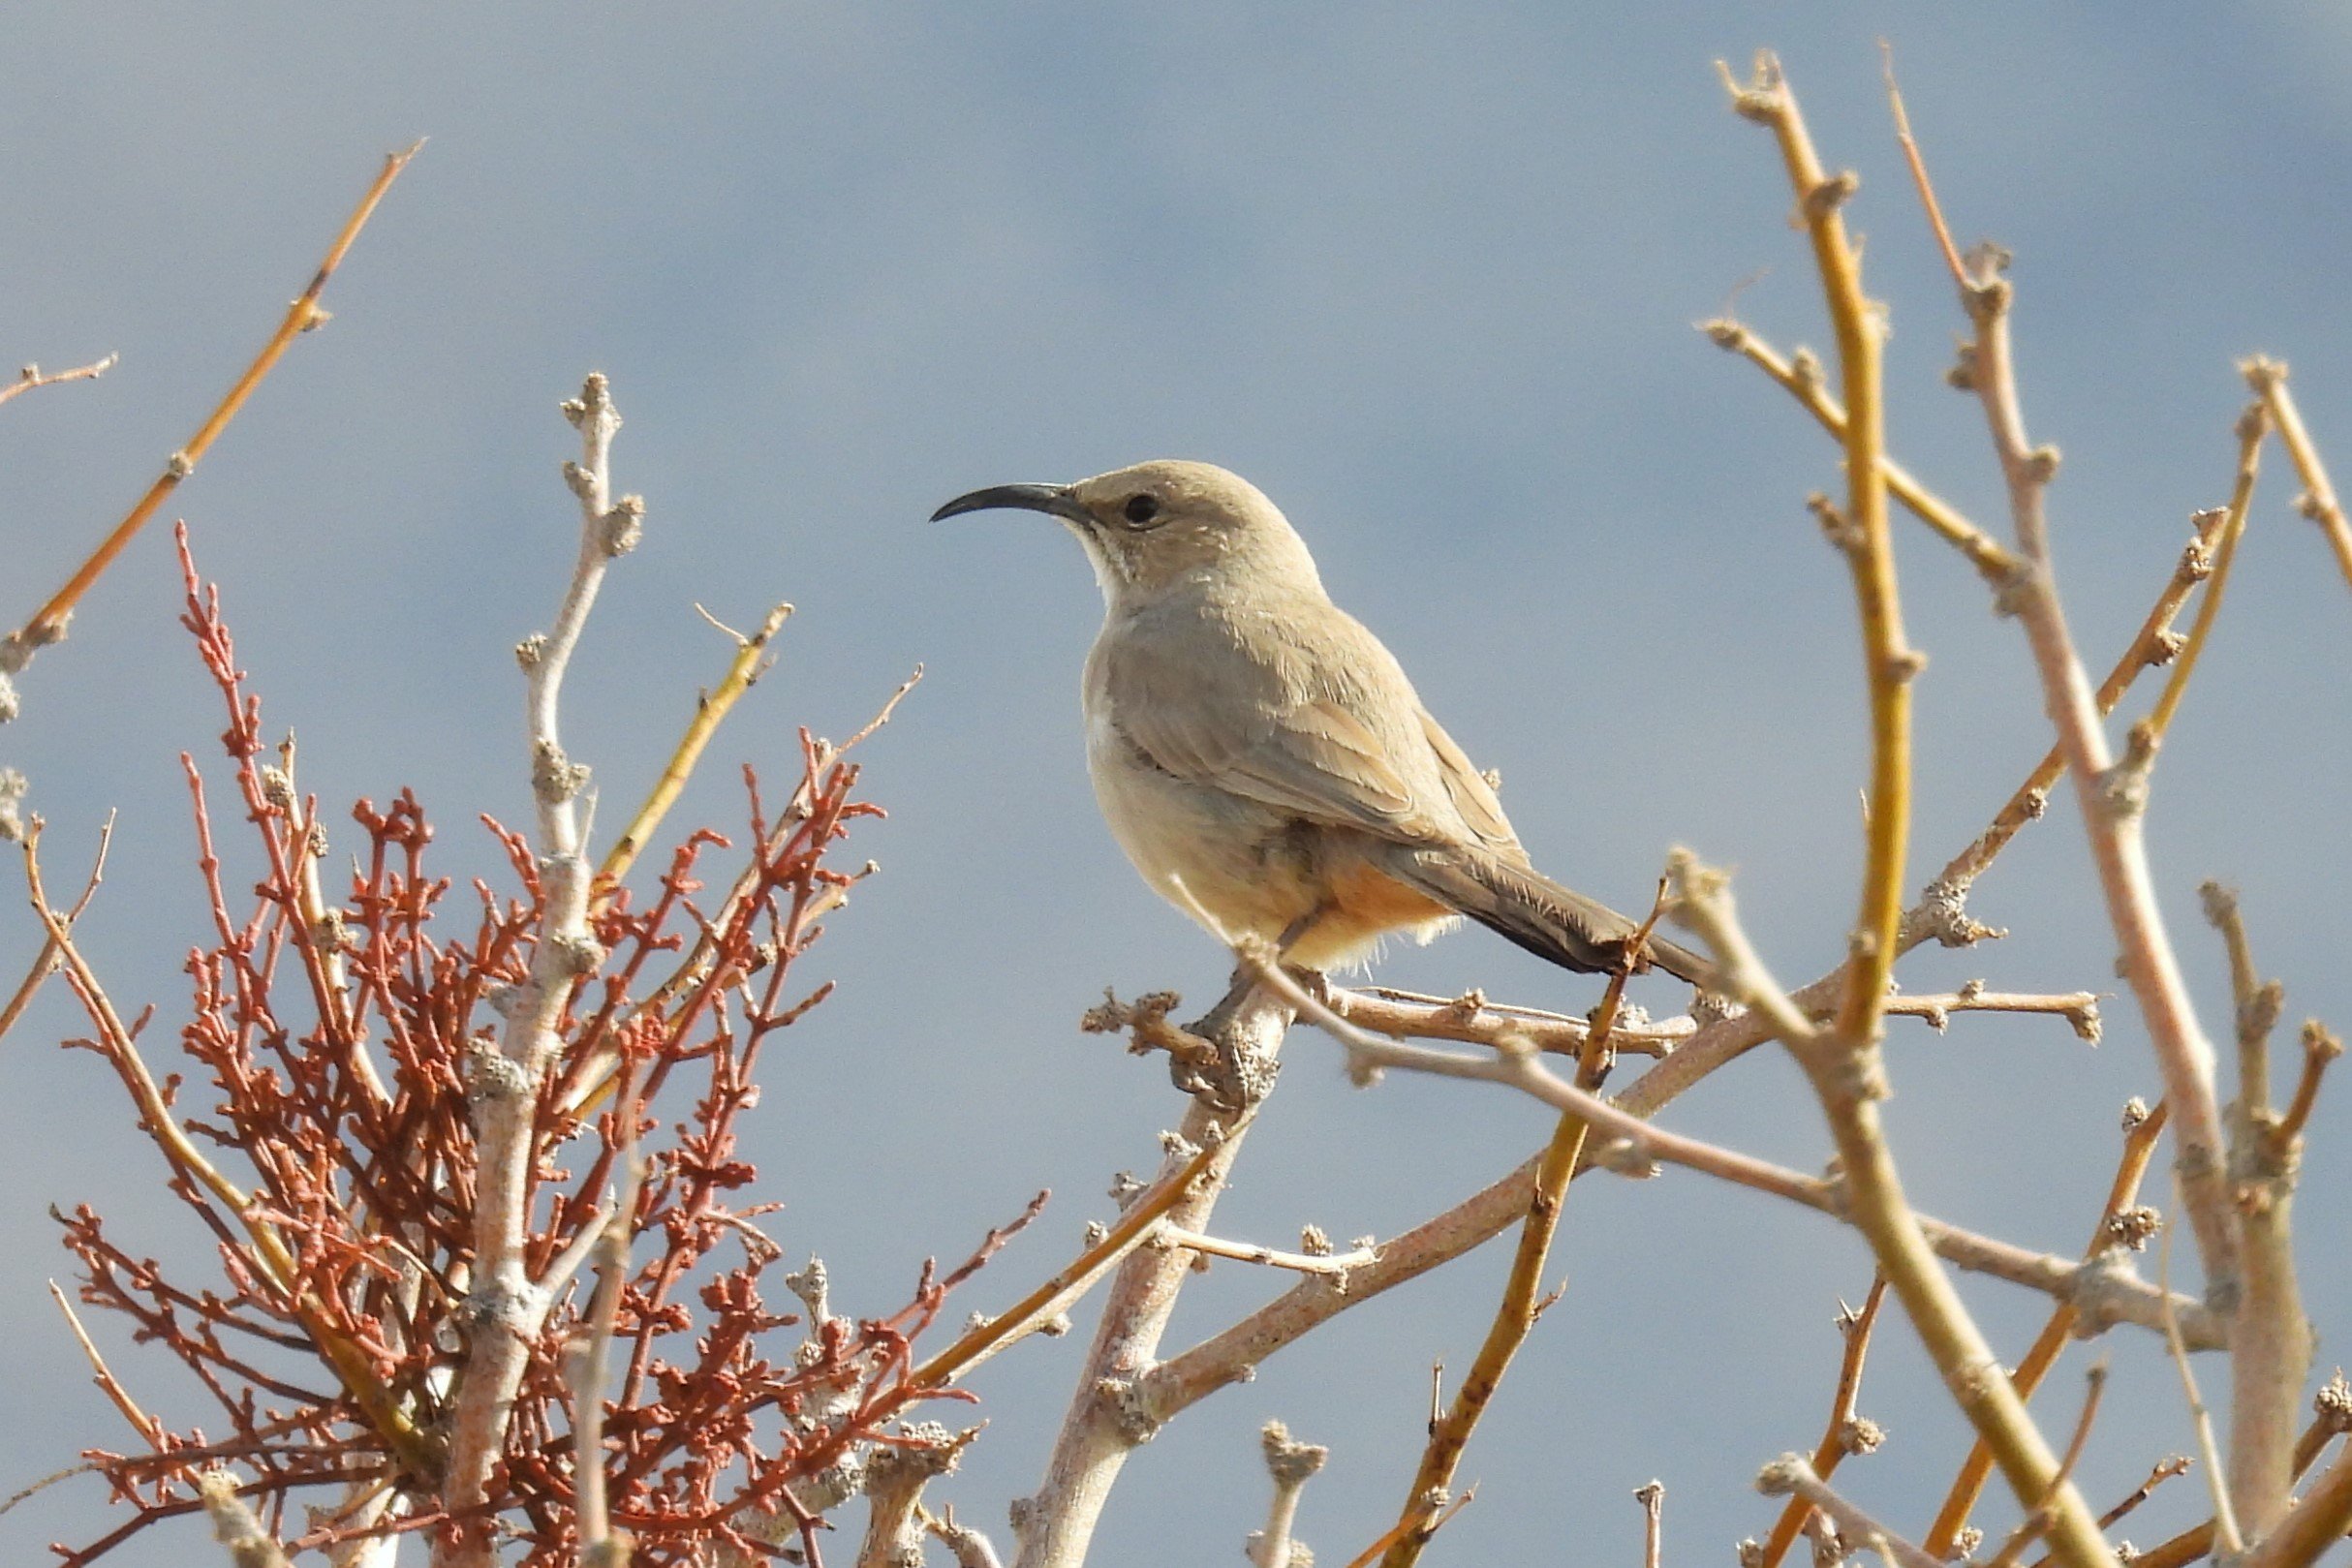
[6,6,2352,1563]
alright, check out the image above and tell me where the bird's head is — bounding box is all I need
[931,459,1323,605]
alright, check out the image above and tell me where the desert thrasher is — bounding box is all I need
[932,459,1712,988]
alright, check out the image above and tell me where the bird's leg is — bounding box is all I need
[1175,907,1325,1111]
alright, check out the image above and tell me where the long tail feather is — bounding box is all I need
[1377,845,1718,989]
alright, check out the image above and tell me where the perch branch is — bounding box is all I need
[1250,942,2216,1345]
[1327,982,2097,1061]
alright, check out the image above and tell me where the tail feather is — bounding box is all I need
[1377,844,1718,989]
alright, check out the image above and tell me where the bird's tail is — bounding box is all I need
[1376,843,1718,990]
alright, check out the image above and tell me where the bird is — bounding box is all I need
[931,459,1712,989]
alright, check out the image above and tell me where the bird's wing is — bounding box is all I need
[1100,603,1495,845]
[1414,707,1521,855]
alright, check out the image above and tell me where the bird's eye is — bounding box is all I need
[1123,494,1161,525]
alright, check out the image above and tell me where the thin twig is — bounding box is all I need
[1755,1278,1888,1568]
[0,810,113,1046]
[1926,504,2231,903]
[2277,1021,2340,1144]
[1374,886,1665,1568]
[1982,1362,2106,1568]
[1244,1422,1327,1568]
[1157,1226,1376,1276]
[2108,1374,2350,1568]
[911,1137,1228,1389]
[2159,1205,2241,1556]
[50,1280,167,1451]
[2243,355,2352,593]
[599,600,792,889]
[0,146,418,712]
[1882,44,1965,286]
[2081,1455,2190,1543]
[1923,1099,2169,1556]
[2144,411,2266,752]
[1904,37,2243,1308]
[1755,1454,1938,1568]
[0,353,116,410]
[1634,1481,1664,1568]
[1699,316,2015,582]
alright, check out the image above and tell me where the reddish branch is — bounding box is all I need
[34,536,1026,1565]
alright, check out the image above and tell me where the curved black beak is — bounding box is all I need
[929,481,1089,525]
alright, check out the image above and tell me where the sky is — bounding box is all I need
[5,5,2352,1564]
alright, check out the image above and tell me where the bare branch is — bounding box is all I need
[1010,986,1290,1568]
[0,146,418,723]
[1755,1454,1937,1568]
[1982,1362,2106,1568]
[1912,46,2243,1310]
[1924,1098,2170,1556]
[2243,355,2352,594]
[0,351,116,410]
[599,600,792,889]
[1158,1226,1376,1277]
[1245,1421,1327,1568]
[446,371,644,1564]
[2202,881,2314,1534]
[1755,1279,1888,1568]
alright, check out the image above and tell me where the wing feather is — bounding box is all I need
[1099,600,1506,847]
